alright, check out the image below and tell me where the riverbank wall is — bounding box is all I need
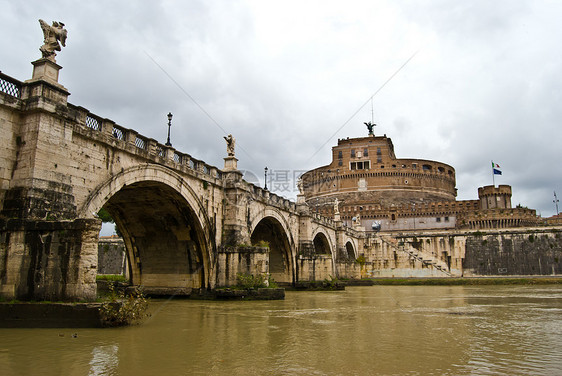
[357,226,562,278]
[96,227,562,281]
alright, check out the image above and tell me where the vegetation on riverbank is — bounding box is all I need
[99,284,149,327]
[96,274,128,283]
[351,277,562,286]
[234,273,278,289]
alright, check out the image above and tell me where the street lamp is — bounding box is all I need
[165,112,173,146]
[264,167,268,190]
[554,191,560,215]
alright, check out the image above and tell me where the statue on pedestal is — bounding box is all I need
[224,134,235,156]
[39,19,67,62]
[334,198,340,215]
[364,121,376,136]
[297,177,304,195]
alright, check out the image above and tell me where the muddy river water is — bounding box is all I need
[1,285,561,375]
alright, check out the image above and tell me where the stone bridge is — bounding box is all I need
[0,60,363,301]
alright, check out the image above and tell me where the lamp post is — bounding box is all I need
[554,191,560,215]
[264,167,268,190]
[165,112,173,146]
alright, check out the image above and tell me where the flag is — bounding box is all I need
[492,161,502,175]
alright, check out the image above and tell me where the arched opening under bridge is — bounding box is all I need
[100,181,210,291]
[313,232,331,255]
[251,217,293,284]
[345,241,356,260]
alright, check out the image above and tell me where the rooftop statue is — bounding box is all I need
[364,121,376,136]
[39,19,67,62]
[224,134,235,157]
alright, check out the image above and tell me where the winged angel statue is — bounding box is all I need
[39,19,67,62]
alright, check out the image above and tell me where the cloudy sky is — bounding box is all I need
[2,0,561,218]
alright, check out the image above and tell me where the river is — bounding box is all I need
[1,285,561,375]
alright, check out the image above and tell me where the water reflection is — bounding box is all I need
[89,344,118,376]
[0,285,561,375]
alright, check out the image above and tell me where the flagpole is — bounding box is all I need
[490,161,496,188]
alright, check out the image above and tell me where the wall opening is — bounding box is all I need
[101,181,208,291]
[313,233,331,255]
[251,217,293,283]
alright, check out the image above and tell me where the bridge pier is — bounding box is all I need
[0,218,101,301]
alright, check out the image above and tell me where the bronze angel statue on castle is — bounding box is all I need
[39,19,67,62]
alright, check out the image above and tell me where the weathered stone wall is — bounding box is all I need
[359,228,562,277]
[98,238,126,275]
[0,218,100,301]
[216,246,269,287]
[297,255,334,281]
[0,90,21,209]
[463,229,562,276]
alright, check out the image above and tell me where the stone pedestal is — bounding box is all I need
[26,58,67,90]
[223,156,238,171]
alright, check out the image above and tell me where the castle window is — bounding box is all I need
[402,164,407,168]
[364,148,369,157]
[338,150,343,159]
[423,164,432,171]
[445,217,449,222]
[338,160,343,167]
[351,161,370,170]
[438,167,445,173]
[436,217,441,222]
[412,163,417,169]
[377,147,382,155]
[351,149,355,158]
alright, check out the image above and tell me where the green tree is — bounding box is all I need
[97,207,114,223]
[97,208,122,237]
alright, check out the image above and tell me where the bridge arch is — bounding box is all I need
[312,230,333,256]
[249,209,295,284]
[345,239,357,259]
[80,165,214,291]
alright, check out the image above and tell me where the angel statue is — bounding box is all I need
[333,198,340,215]
[39,19,67,62]
[364,121,376,136]
[296,177,304,195]
[224,134,235,156]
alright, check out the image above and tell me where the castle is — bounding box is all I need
[301,131,540,232]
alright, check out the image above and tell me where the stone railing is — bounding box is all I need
[70,104,222,181]
[311,212,337,228]
[0,72,22,98]
[246,183,298,212]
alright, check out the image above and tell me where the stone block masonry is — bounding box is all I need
[0,218,101,301]
[463,229,562,276]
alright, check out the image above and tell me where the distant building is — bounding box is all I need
[302,132,539,231]
[546,214,562,226]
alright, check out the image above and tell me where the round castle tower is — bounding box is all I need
[301,134,457,213]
